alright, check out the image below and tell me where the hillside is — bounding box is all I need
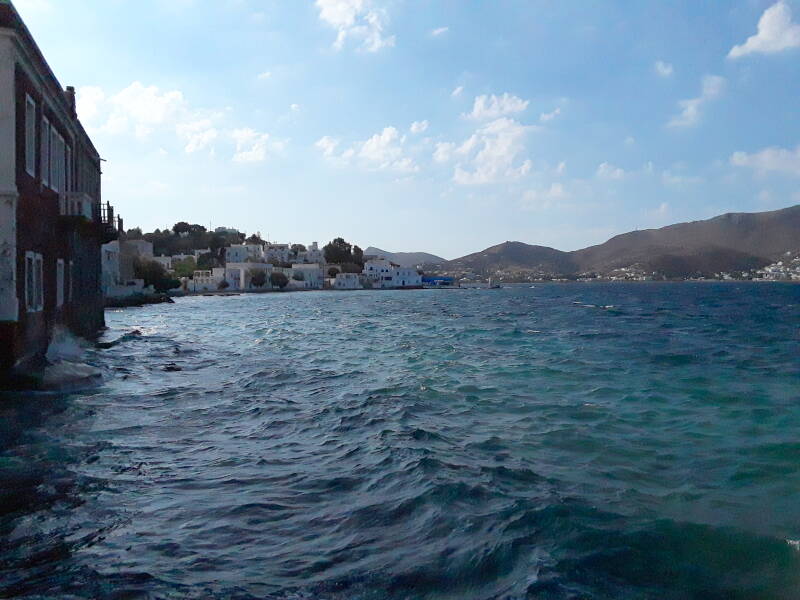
[365,247,446,267]
[443,205,800,278]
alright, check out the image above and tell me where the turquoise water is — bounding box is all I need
[1,283,799,599]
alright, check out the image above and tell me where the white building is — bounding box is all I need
[264,243,290,264]
[100,240,150,298]
[289,263,324,289]
[225,243,264,264]
[224,262,272,290]
[153,255,172,271]
[334,272,362,289]
[363,258,422,288]
[190,267,226,292]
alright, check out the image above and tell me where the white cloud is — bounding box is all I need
[596,162,625,179]
[433,141,455,163]
[521,183,569,210]
[730,145,800,176]
[655,202,670,217]
[654,60,674,77]
[290,103,300,112]
[465,93,529,120]
[231,128,279,163]
[555,161,567,176]
[358,126,417,171]
[431,26,449,36]
[76,86,106,123]
[104,82,185,139]
[661,170,703,185]
[315,0,395,52]
[317,126,417,172]
[452,117,533,185]
[624,136,636,146]
[176,119,218,153]
[729,1,800,58]
[451,86,464,98]
[539,107,561,122]
[667,75,725,128]
[257,71,272,80]
[315,135,340,157]
[410,120,429,134]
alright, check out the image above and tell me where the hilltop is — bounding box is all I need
[441,204,800,280]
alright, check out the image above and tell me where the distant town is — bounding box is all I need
[102,224,446,304]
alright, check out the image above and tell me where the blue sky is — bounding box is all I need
[13,0,800,258]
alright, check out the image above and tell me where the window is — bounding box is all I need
[25,253,34,310]
[25,95,36,176]
[57,259,65,307]
[35,254,43,310]
[41,117,50,187]
[65,145,72,193]
[25,252,43,312]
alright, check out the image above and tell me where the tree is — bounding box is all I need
[291,243,307,255]
[246,233,264,245]
[134,258,180,293]
[218,279,230,290]
[323,237,353,264]
[172,221,192,235]
[292,272,304,281]
[352,245,364,266]
[328,266,340,278]
[270,271,289,289]
[173,257,197,278]
[249,269,267,288]
[197,252,217,270]
[340,262,362,274]
[125,227,143,240]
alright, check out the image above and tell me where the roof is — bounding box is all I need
[0,1,100,160]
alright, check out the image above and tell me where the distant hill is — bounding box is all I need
[365,247,446,267]
[444,204,800,278]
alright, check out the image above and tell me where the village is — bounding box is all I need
[100,228,435,301]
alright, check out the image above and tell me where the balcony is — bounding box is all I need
[59,192,95,220]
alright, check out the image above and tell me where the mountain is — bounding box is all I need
[365,247,446,267]
[443,204,800,278]
[445,242,577,276]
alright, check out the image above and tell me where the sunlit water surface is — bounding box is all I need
[2,283,800,599]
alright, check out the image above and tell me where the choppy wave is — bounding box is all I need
[1,283,799,599]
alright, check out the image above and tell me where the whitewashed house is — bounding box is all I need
[153,255,172,271]
[224,262,272,290]
[190,267,226,292]
[334,272,362,289]
[289,263,323,289]
[363,258,422,288]
[225,244,264,264]
[264,243,291,264]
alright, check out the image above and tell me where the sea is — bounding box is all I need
[1,283,799,599]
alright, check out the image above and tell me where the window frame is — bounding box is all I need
[41,116,50,188]
[56,258,65,308]
[24,95,36,177]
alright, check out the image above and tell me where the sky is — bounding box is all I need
[11,0,800,259]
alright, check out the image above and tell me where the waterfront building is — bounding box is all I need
[190,268,226,292]
[0,2,120,379]
[362,258,422,289]
[224,262,272,290]
[289,263,323,289]
[334,272,362,290]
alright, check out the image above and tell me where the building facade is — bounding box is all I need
[0,2,119,381]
